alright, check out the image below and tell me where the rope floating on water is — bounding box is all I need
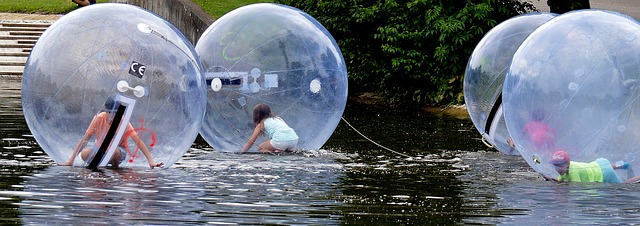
[340,117,413,158]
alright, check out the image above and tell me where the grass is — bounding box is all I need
[0,0,109,14]
[0,0,271,18]
[190,0,274,19]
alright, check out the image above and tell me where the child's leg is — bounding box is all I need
[258,140,278,153]
[109,149,122,167]
[596,158,623,183]
[107,147,128,167]
[624,175,640,183]
[271,139,298,152]
[80,148,93,161]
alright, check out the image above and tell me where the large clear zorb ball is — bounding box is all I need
[21,3,207,168]
[503,10,640,180]
[196,3,348,152]
[464,13,555,155]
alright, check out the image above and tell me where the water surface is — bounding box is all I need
[3,77,640,225]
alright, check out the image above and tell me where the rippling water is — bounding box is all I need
[3,77,640,225]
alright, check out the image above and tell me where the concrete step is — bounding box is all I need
[0,52,29,57]
[0,27,47,32]
[0,57,27,64]
[0,35,39,40]
[0,61,24,66]
[0,21,54,77]
[1,22,51,28]
[0,65,24,70]
[8,31,43,36]
[0,43,34,48]
[0,66,24,74]
[17,40,36,45]
[0,71,24,77]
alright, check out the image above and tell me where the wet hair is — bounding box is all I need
[253,103,274,126]
[104,95,121,112]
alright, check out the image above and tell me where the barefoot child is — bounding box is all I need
[60,96,163,169]
[241,103,299,153]
[547,150,640,183]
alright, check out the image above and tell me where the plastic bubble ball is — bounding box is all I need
[196,3,348,152]
[21,3,207,168]
[464,13,555,155]
[503,10,640,180]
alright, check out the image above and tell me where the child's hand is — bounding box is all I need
[59,159,73,166]
[149,162,164,169]
[540,173,558,182]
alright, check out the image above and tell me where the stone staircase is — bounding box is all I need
[0,21,51,77]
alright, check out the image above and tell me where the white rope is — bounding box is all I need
[341,117,414,158]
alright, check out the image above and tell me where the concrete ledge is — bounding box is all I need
[110,0,214,45]
[9,31,43,36]
[1,22,52,28]
[0,52,29,57]
[0,71,23,76]
[17,40,36,44]
[0,61,24,66]
[0,44,34,48]
[0,27,47,32]
[0,36,40,40]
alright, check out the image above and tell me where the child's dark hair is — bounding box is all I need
[104,95,120,112]
[253,103,274,126]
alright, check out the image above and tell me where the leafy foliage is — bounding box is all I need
[275,0,536,106]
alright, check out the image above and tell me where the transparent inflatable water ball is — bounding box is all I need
[464,13,555,155]
[21,3,207,168]
[196,3,348,152]
[503,10,640,180]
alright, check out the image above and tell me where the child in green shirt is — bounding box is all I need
[549,150,640,183]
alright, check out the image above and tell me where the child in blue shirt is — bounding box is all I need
[241,103,299,154]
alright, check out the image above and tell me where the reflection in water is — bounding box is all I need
[337,154,466,224]
[18,167,183,225]
[4,77,640,224]
[17,151,344,225]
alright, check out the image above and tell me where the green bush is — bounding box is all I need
[275,0,536,106]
